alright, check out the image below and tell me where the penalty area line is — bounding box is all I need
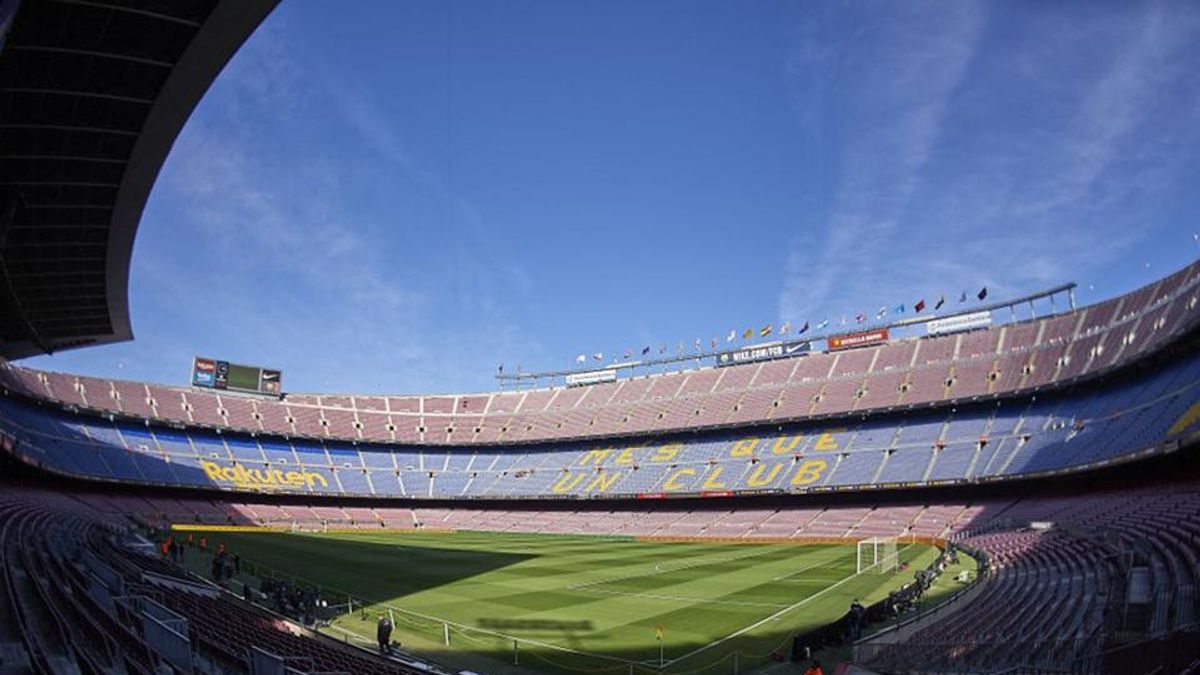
[571,587,791,609]
[666,543,917,667]
[663,567,863,667]
[566,546,776,591]
[771,549,855,582]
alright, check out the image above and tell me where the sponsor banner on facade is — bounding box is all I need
[715,340,810,367]
[565,369,618,387]
[827,328,890,351]
[926,311,993,335]
[199,460,328,491]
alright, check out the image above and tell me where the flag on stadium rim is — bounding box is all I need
[743,327,754,339]
[935,294,946,310]
[642,346,651,355]
[977,286,988,301]
[855,313,866,323]
[875,306,887,319]
[959,290,967,303]
[726,329,736,342]
[817,319,829,330]
[694,338,702,350]
[710,337,718,348]
[760,325,772,337]
[593,352,603,361]
[894,303,905,314]
[914,299,926,313]
[780,321,791,334]
[798,320,810,334]
[576,354,587,363]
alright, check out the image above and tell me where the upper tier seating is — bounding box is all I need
[3,345,1199,499]
[4,260,1199,447]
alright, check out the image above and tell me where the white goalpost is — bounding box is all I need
[856,536,899,574]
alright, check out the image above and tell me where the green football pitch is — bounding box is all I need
[197,531,939,674]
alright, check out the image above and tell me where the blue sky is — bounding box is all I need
[24,0,1200,394]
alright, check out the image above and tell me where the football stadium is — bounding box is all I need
[1,1,1199,674]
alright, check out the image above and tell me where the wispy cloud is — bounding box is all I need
[125,13,540,394]
[777,1,1200,326]
[779,2,988,322]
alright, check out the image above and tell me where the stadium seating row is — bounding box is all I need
[3,260,1198,446]
[863,487,1200,672]
[3,346,1199,499]
[0,484,422,674]
[9,478,1200,672]
[3,474,1198,674]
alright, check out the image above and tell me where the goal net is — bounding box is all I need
[856,536,899,574]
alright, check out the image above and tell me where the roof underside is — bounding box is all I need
[0,0,276,359]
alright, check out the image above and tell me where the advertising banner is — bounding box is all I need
[192,357,216,387]
[213,360,229,390]
[716,340,810,367]
[566,369,618,387]
[261,370,282,394]
[926,311,993,335]
[827,328,890,351]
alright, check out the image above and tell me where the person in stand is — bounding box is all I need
[199,536,208,552]
[803,659,823,675]
[233,553,241,575]
[376,615,393,655]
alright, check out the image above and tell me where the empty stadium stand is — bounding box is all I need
[0,479,429,674]
[1,0,1198,671]
[1,468,1197,674]
[3,259,1198,446]
[2,327,1198,499]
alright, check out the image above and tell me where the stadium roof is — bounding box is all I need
[0,0,276,359]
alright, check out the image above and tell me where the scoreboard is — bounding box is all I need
[192,357,281,395]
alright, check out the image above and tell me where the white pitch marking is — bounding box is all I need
[665,544,917,667]
[571,587,791,609]
[771,550,854,582]
[565,547,775,591]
